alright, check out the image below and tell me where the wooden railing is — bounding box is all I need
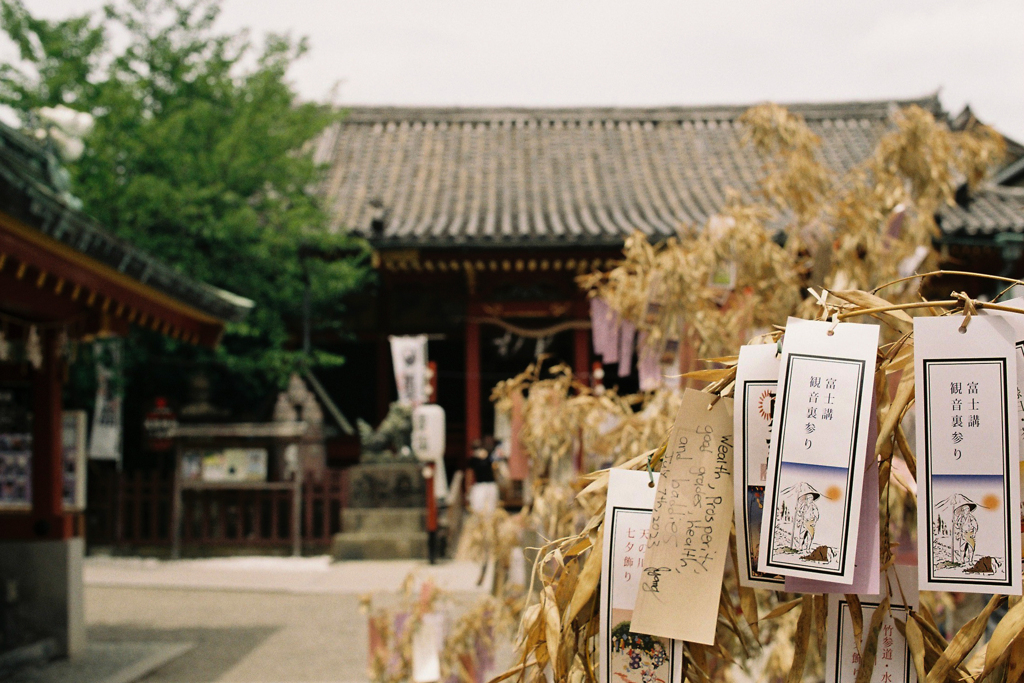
[87,468,348,550]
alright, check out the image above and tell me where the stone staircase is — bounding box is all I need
[330,463,428,561]
[331,508,428,560]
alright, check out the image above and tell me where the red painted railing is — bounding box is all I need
[86,468,348,550]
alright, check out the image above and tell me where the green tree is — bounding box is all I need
[0,0,370,410]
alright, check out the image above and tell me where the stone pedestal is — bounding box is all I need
[0,538,84,658]
[331,463,428,560]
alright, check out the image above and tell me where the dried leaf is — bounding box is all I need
[763,597,803,621]
[854,597,890,683]
[876,375,914,457]
[846,594,864,655]
[905,614,928,683]
[738,585,760,641]
[786,596,814,683]
[1006,636,1024,683]
[814,594,828,658]
[926,595,1002,683]
[565,534,602,627]
[980,595,1024,679]
[542,587,564,681]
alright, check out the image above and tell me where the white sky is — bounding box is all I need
[22,0,1024,141]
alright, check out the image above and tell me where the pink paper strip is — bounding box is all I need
[637,332,661,391]
[618,320,636,377]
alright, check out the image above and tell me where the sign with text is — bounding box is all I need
[983,297,1024,564]
[631,389,734,645]
[914,315,1022,594]
[733,343,786,590]
[758,318,878,584]
[824,566,918,682]
[600,469,684,683]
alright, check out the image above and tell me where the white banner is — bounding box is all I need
[89,340,122,462]
[389,335,428,406]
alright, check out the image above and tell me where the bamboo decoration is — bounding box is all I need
[493,285,1024,683]
[485,103,1016,683]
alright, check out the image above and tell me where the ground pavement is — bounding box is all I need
[14,556,506,683]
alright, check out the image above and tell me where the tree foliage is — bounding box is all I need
[0,0,369,406]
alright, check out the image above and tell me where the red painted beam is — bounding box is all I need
[468,300,577,318]
[464,318,481,462]
[0,212,225,346]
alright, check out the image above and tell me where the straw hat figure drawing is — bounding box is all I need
[950,495,979,567]
[790,482,821,553]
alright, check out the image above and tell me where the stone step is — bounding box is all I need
[342,507,425,533]
[330,531,429,561]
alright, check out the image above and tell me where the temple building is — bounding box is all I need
[312,95,1024,474]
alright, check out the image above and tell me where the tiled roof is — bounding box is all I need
[939,186,1024,236]
[0,121,253,322]
[314,95,1022,247]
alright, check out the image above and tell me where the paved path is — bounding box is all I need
[85,556,490,595]
[79,556,498,683]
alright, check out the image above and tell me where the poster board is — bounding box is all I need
[0,385,32,511]
[62,410,88,511]
[182,448,269,483]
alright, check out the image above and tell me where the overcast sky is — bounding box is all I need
[23,0,1024,140]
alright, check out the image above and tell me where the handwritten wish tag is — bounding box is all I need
[600,470,684,683]
[913,315,1022,595]
[758,318,878,584]
[631,389,734,645]
[824,566,919,683]
[733,343,786,590]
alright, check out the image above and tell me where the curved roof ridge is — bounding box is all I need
[338,94,944,124]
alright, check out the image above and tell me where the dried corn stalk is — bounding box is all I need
[364,576,520,683]
[495,287,1024,683]
[490,102,1012,683]
[579,103,1005,359]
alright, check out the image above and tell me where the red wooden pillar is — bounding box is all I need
[465,318,481,460]
[32,331,72,540]
[573,326,591,386]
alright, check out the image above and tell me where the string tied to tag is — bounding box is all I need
[951,291,977,333]
[707,393,721,411]
[827,312,840,337]
[646,452,655,488]
[808,287,833,321]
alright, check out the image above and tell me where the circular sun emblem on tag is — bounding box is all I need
[757,389,775,422]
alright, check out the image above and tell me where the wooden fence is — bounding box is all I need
[86,468,348,550]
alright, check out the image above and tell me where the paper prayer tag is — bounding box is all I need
[983,296,1024,563]
[733,343,786,590]
[758,318,879,584]
[913,315,1022,595]
[631,388,734,645]
[786,450,880,594]
[411,611,444,683]
[786,390,881,595]
[824,565,919,683]
[600,470,684,683]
